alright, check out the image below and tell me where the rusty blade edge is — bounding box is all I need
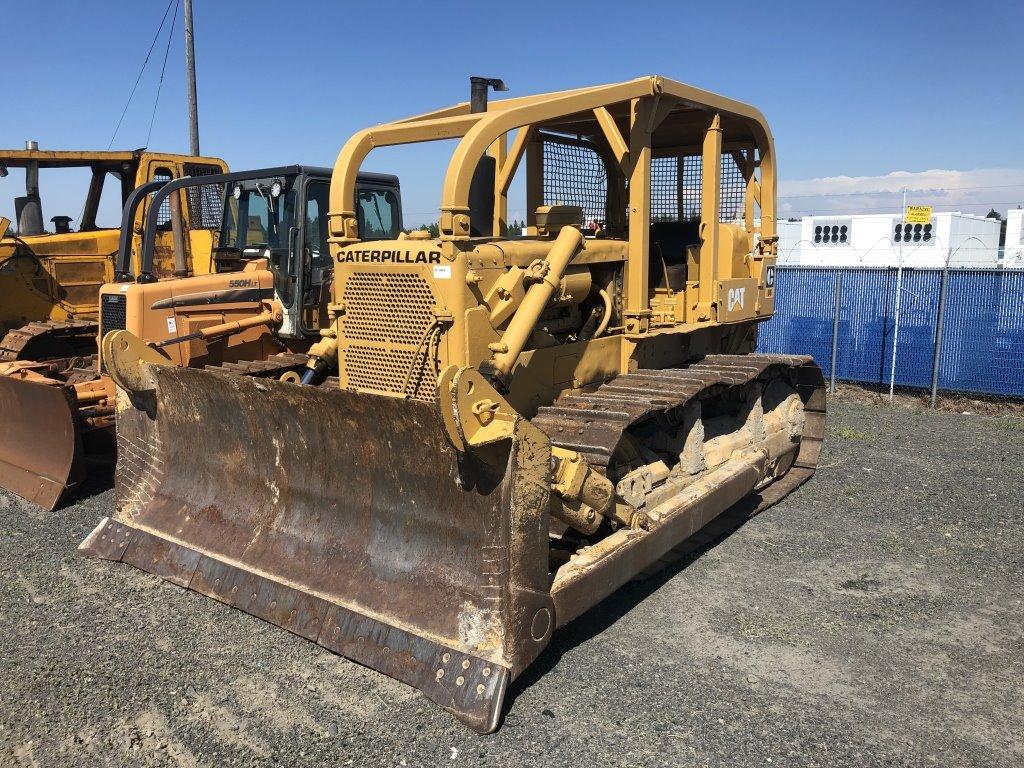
[78,517,511,734]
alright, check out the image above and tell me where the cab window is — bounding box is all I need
[304,181,331,269]
[357,188,399,240]
[221,183,295,250]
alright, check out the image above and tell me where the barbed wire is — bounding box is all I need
[778,182,1024,201]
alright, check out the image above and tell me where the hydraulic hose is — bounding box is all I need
[300,360,327,385]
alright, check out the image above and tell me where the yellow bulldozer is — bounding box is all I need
[0,143,228,360]
[1,165,402,509]
[82,76,825,732]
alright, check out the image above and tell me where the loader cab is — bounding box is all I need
[216,168,402,337]
[112,166,402,349]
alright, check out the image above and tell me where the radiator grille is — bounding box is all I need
[339,271,439,401]
[100,293,127,333]
[344,344,436,402]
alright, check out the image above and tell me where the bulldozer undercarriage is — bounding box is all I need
[79,354,824,732]
[0,319,100,362]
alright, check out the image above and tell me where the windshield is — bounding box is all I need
[357,187,401,240]
[219,181,296,250]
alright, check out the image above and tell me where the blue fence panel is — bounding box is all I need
[833,268,893,386]
[938,270,1024,396]
[757,266,1024,398]
[757,268,839,374]
[879,268,942,389]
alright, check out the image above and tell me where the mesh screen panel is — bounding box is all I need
[542,137,607,224]
[650,157,678,221]
[540,136,749,226]
[100,293,127,334]
[649,152,748,222]
[151,169,172,226]
[720,151,748,221]
[183,163,225,229]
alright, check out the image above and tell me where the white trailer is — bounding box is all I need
[791,212,1000,268]
[775,219,803,265]
[1004,209,1024,269]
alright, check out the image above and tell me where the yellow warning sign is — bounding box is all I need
[904,205,932,224]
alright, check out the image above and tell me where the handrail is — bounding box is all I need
[114,179,168,280]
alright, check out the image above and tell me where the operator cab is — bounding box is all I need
[122,165,402,341]
[215,169,402,336]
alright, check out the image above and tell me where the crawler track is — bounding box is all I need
[532,354,826,515]
[0,320,99,362]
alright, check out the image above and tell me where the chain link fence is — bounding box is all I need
[757,266,1024,401]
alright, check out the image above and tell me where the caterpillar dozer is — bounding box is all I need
[1,165,402,509]
[82,76,825,733]
[0,143,228,360]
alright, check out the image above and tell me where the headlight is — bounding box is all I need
[232,183,243,200]
[270,179,284,198]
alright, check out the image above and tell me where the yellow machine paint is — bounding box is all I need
[0,147,227,357]
[83,77,825,733]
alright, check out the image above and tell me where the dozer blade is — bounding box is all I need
[79,366,554,733]
[0,375,85,510]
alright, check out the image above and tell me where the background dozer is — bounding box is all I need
[0,142,228,360]
[83,76,825,733]
[1,165,402,509]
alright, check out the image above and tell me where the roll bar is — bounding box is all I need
[136,166,310,283]
[328,75,776,245]
[114,179,168,280]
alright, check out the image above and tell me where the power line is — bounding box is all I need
[146,0,181,148]
[106,0,177,149]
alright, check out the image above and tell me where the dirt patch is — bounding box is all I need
[0,400,1021,767]
[832,381,1024,417]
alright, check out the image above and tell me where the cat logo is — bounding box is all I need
[765,265,776,288]
[727,287,746,312]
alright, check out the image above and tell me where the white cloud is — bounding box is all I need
[778,167,1024,218]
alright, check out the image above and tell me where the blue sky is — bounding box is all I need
[3,0,1022,226]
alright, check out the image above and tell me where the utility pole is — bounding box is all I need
[184,0,200,155]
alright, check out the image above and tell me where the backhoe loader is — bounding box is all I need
[83,76,825,733]
[0,143,228,360]
[1,166,401,509]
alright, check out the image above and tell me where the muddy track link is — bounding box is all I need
[532,354,826,515]
[202,352,311,378]
[203,352,343,388]
[0,320,100,362]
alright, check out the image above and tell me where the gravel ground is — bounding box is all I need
[1,399,1022,768]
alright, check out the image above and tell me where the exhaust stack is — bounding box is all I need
[469,76,507,113]
[467,78,508,236]
[16,140,44,236]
